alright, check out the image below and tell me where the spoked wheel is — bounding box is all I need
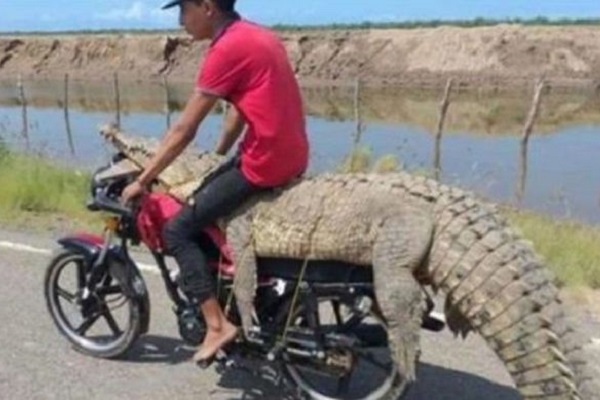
[44,249,142,358]
[283,298,409,400]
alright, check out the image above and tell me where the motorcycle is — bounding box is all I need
[44,153,445,400]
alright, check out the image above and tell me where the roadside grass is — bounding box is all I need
[505,209,600,289]
[0,141,98,228]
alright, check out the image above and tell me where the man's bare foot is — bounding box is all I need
[193,320,238,363]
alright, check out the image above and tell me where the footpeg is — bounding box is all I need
[213,349,255,375]
[195,358,213,370]
[195,349,228,370]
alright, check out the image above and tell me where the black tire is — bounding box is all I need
[281,300,410,400]
[44,249,143,359]
[286,366,409,400]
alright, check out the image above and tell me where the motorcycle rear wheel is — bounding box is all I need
[44,249,142,358]
[283,299,409,400]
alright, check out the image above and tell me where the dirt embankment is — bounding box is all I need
[1,25,600,89]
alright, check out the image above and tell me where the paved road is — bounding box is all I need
[0,227,598,400]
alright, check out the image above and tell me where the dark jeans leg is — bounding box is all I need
[163,162,262,304]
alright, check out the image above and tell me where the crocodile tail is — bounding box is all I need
[424,194,597,399]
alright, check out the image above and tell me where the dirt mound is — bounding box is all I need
[1,25,600,88]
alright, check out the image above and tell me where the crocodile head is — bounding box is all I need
[99,124,225,200]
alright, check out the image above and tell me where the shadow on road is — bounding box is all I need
[214,361,295,400]
[119,334,195,365]
[405,363,519,400]
[108,334,519,399]
[211,361,518,400]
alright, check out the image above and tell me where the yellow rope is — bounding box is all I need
[281,256,310,342]
[279,214,323,343]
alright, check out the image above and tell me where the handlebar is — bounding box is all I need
[87,190,134,219]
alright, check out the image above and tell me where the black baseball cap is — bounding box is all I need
[161,0,188,9]
[162,0,236,11]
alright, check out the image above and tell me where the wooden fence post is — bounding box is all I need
[63,73,75,155]
[433,78,454,180]
[163,75,171,129]
[516,139,529,205]
[17,74,29,150]
[521,78,546,146]
[353,77,363,146]
[516,78,546,204]
[113,72,121,129]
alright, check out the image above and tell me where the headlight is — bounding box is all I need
[104,216,120,232]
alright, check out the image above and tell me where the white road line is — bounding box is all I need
[0,240,158,273]
[0,241,51,255]
[592,338,600,346]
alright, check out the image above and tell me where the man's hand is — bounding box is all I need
[121,180,146,206]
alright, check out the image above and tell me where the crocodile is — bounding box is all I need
[100,124,598,400]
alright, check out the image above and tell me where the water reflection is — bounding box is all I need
[61,75,75,155]
[0,79,598,225]
[516,140,528,206]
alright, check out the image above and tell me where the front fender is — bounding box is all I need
[57,234,151,335]
[58,233,104,265]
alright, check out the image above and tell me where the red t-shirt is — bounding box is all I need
[196,19,309,187]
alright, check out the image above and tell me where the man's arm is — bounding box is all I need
[135,91,219,187]
[215,105,245,156]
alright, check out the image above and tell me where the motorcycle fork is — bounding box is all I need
[82,228,114,300]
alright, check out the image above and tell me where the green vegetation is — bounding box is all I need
[2,16,600,36]
[0,139,92,223]
[0,28,182,37]
[273,16,600,31]
[337,146,402,174]
[337,146,434,177]
[506,210,600,289]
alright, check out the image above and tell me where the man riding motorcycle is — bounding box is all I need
[121,0,309,365]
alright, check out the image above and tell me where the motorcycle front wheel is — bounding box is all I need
[44,249,143,358]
